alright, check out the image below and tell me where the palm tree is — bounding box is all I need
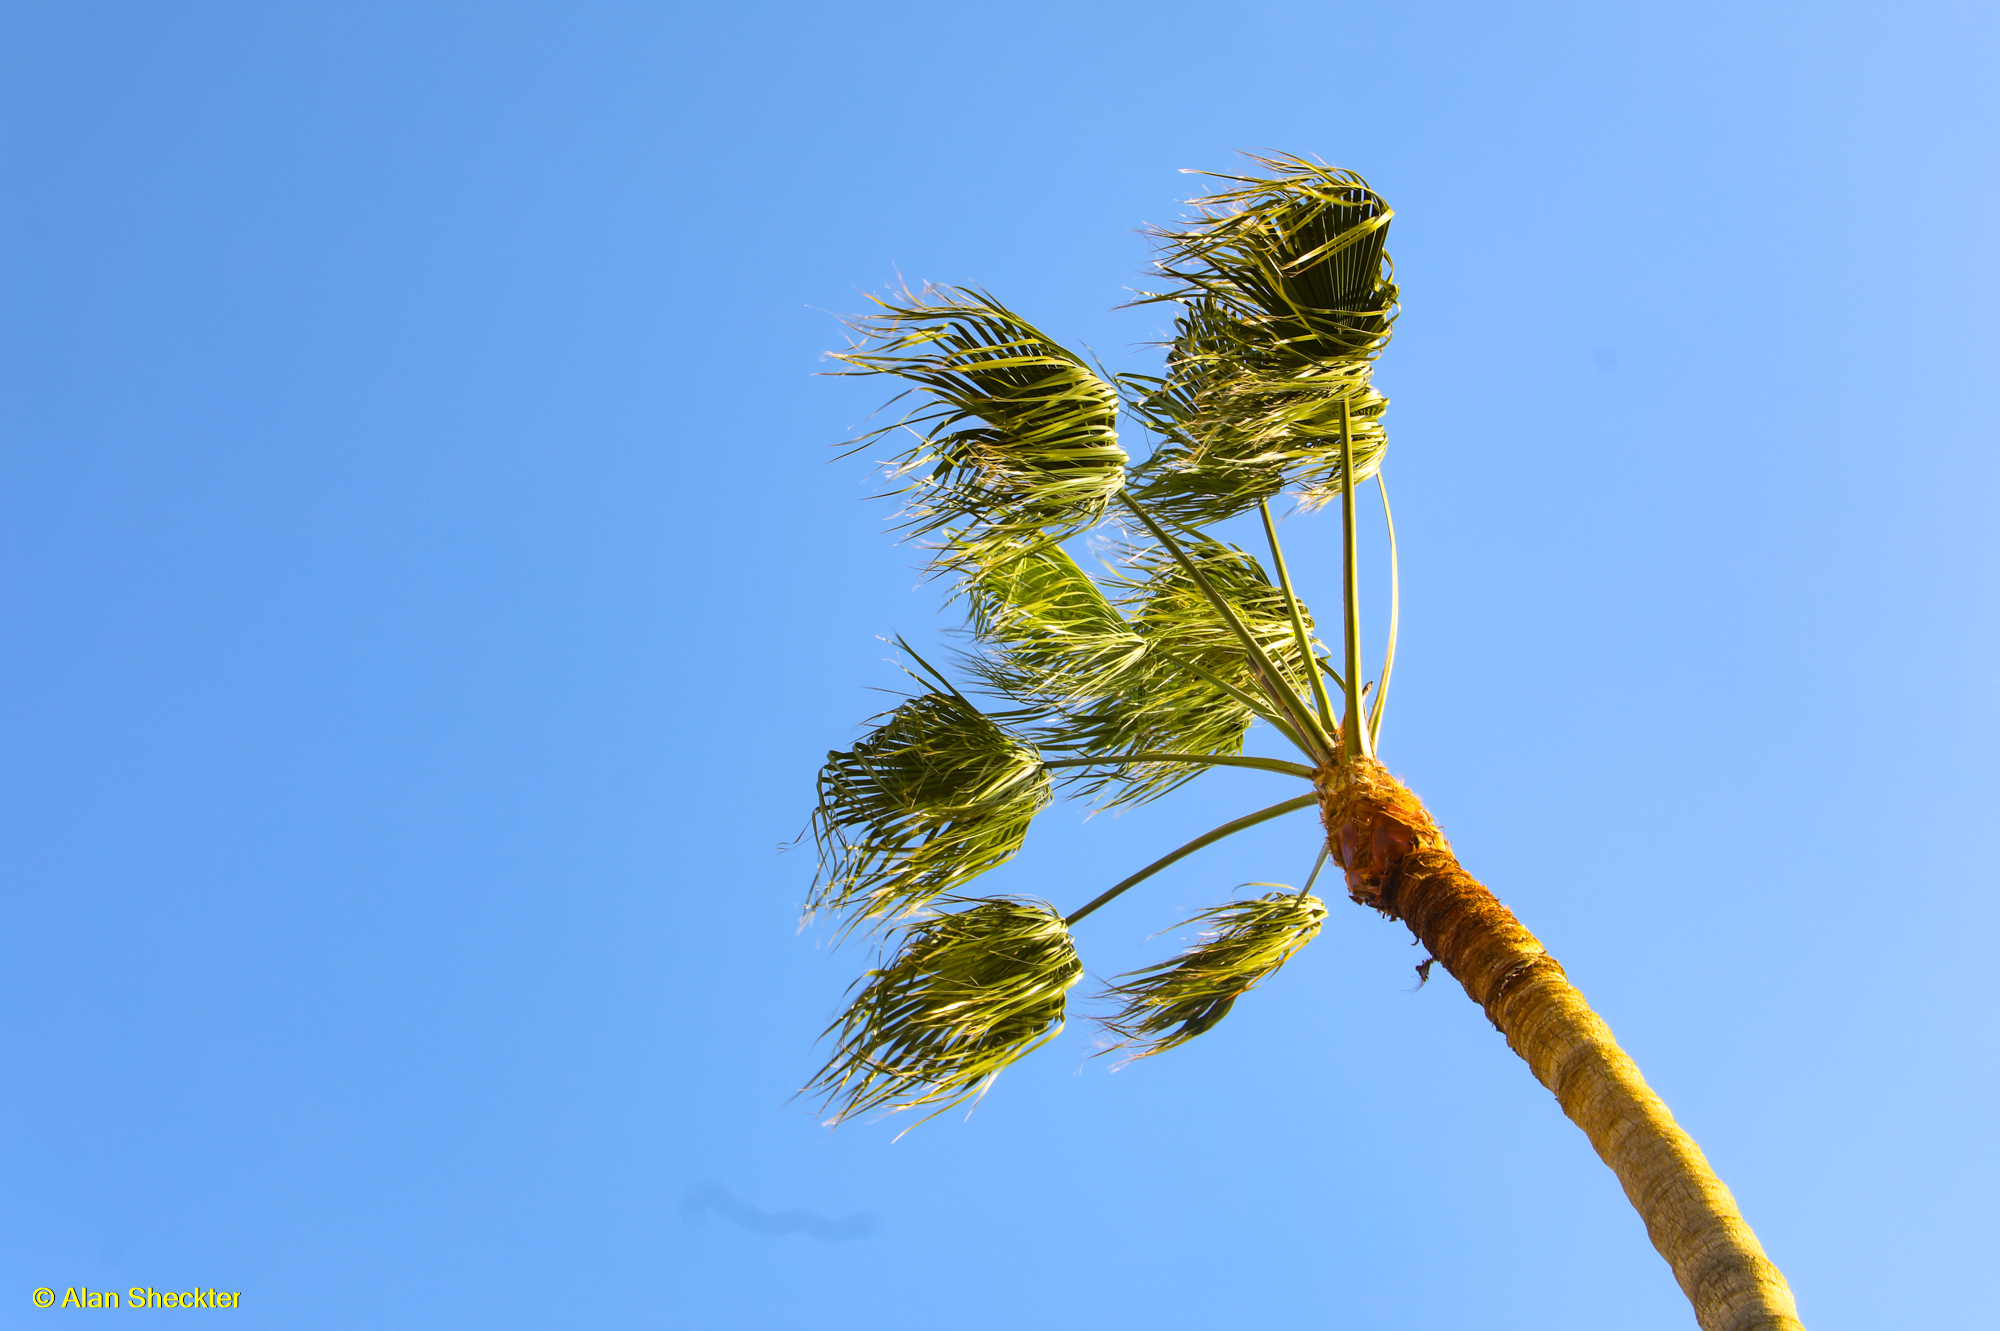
[801,154,1803,1331]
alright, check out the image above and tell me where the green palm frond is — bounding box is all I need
[949,535,1249,805]
[810,689,1051,924]
[1097,889,1327,1056]
[831,288,1127,548]
[954,534,1147,704]
[810,896,1083,1125]
[952,532,1326,805]
[1127,153,1398,524]
[1155,154,1398,353]
[1103,529,1324,727]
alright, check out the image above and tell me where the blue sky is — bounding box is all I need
[3,2,1996,1327]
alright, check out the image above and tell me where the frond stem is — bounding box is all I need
[1260,500,1340,734]
[1063,793,1319,926]
[1337,401,1371,762]
[1300,845,1330,897]
[1367,472,1400,749]
[1040,753,1317,779]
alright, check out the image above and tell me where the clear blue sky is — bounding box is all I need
[3,2,1995,1327]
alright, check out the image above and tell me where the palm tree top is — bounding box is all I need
[808,153,1400,1126]
[794,151,1808,1331]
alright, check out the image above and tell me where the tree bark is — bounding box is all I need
[1319,757,1803,1331]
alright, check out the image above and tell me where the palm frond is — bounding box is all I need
[1107,531,1324,728]
[1118,499,1336,762]
[1097,889,1327,1056]
[831,288,1127,547]
[810,896,1083,1125]
[948,535,1312,803]
[950,535,1257,804]
[810,689,1051,925]
[951,529,1328,805]
[1127,153,1398,525]
[954,534,1146,704]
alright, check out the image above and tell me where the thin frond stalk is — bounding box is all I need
[1097,890,1326,1056]
[810,897,1082,1126]
[1063,792,1318,926]
[1039,752,1316,779]
[1367,472,1399,748]
[1337,399,1370,762]
[1259,500,1338,731]
[1313,653,1346,693]
[1299,845,1330,895]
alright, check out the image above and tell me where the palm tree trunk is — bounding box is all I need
[1319,758,1803,1331]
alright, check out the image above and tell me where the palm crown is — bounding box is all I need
[799,154,1805,1331]
[808,155,1399,1125]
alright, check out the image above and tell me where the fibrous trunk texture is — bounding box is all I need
[1319,757,1803,1331]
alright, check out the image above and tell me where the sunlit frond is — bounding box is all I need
[1061,533,1325,796]
[1127,153,1398,524]
[810,897,1082,1125]
[1097,889,1327,1056]
[831,288,1127,546]
[1115,531,1320,688]
[949,530,1327,804]
[954,534,1146,704]
[810,690,1051,925]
